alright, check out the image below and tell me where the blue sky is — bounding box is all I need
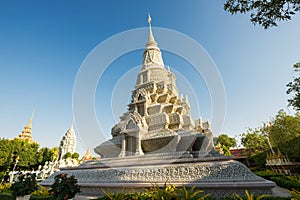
[1,1,299,156]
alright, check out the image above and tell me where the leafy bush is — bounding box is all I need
[254,170,285,179]
[145,183,177,200]
[30,185,55,200]
[11,173,38,197]
[0,182,12,193]
[277,136,300,162]
[0,192,16,200]
[290,189,300,200]
[270,177,300,191]
[248,151,267,169]
[286,175,300,184]
[221,197,291,200]
[98,191,132,200]
[49,173,80,200]
[71,152,79,160]
[99,184,213,200]
[0,171,7,181]
[177,185,210,200]
[260,197,292,200]
[64,152,72,159]
[232,190,270,200]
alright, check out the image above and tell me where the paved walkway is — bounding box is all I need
[272,186,291,197]
[75,195,98,200]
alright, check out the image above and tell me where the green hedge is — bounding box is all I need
[29,195,55,200]
[0,192,16,200]
[254,170,285,179]
[220,197,291,200]
[270,177,300,191]
[260,197,291,200]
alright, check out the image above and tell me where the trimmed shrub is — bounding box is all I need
[0,183,12,193]
[30,185,55,200]
[71,152,79,160]
[270,177,300,191]
[11,173,38,197]
[0,192,16,200]
[64,152,72,159]
[290,189,300,199]
[49,173,80,199]
[221,195,291,200]
[260,197,292,200]
[254,170,285,179]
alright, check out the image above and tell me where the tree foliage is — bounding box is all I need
[64,152,72,159]
[224,0,300,29]
[269,110,300,146]
[241,110,300,162]
[241,128,268,156]
[286,63,300,111]
[217,134,237,156]
[38,147,59,166]
[218,134,237,148]
[71,152,79,160]
[0,138,59,173]
[0,139,40,171]
[268,110,300,161]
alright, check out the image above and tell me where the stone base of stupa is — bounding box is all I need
[41,153,275,199]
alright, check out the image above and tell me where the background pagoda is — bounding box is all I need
[15,113,36,143]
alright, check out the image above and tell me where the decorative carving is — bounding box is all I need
[133,88,149,103]
[126,120,136,130]
[182,115,195,130]
[42,161,264,184]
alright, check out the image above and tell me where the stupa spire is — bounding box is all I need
[82,146,93,161]
[143,13,164,68]
[26,110,34,129]
[146,13,157,48]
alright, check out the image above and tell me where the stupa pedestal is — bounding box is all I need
[41,155,275,199]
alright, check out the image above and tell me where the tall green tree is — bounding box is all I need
[268,110,300,161]
[269,110,300,146]
[286,63,300,111]
[11,139,40,169]
[224,0,300,29]
[0,138,40,171]
[217,134,237,156]
[241,110,300,162]
[0,138,13,172]
[38,147,59,166]
[218,134,237,148]
[241,128,268,155]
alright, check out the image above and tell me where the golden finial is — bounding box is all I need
[148,13,152,25]
[31,110,35,120]
[26,110,35,128]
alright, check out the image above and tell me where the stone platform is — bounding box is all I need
[41,155,275,199]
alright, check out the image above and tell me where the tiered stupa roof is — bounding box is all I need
[82,146,93,161]
[15,113,36,143]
